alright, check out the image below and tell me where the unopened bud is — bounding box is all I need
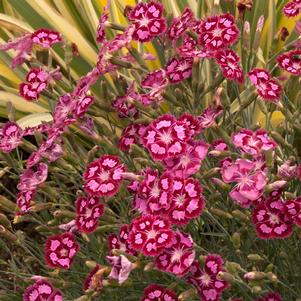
[0,213,11,228]
[247,254,263,261]
[144,262,154,272]
[217,271,234,283]
[244,271,266,280]
[202,168,220,179]
[210,207,233,219]
[85,260,98,269]
[0,196,17,213]
[265,263,274,272]
[178,288,197,300]
[231,233,240,249]
[251,286,262,294]
[232,210,249,222]
[211,178,231,191]
[226,261,243,273]
[265,180,287,193]
[266,272,278,282]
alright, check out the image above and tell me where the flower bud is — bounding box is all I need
[244,271,266,280]
[178,288,197,301]
[247,254,263,261]
[231,233,241,249]
[225,261,243,273]
[232,210,249,222]
[210,207,233,219]
[0,195,17,213]
[266,272,278,282]
[0,213,11,229]
[211,177,231,191]
[217,271,234,283]
[144,262,155,272]
[251,286,262,294]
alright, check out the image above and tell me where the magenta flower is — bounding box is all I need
[140,284,178,301]
[141,114,190,161]
[16,190,36,213]
[96,1,110,43]
[23,279,63,301]
[129,214,174,256]
[248,68,282,102]
[277,160,297,179]
[155,230,195,276]
[106,255,134,284]
[178,35,212,59]
[0,33,33,68]
[108,224,136,255]
[187,255,229,301]
[83,155,125,197]
[136,169,172,215]
[283,0,301,17]
[17,163,48,191]
[254,292,283,301]
[221,158,267,208]
[165,57,193,84]
[215,49,244,83]
[178,113,201,136]
[142,69,168,89]
[196,13,239,51]
[119,124,146,151]
[167,177,205,225]
[252,197,293,239]
[197,106,223,129]
[83,264,103,291]
[128,1,166,42]
[232,129,277,157]
[73,95,94,118]
[0,122,23,153]
[163,140,209,178]
[277,49,301,75]
[19,68,55,101]
[210,140,228,155]
[52,94,76,126]
[45,232,80,269]
[31,28,62,48]
[168,8,194,40]
[283,196,301,228]
[111,83,139,118]
[73,67,100,98]
[75,196,104,233]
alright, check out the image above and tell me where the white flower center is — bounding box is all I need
[200,273,211,286]
[99,170,110,181]
[147,229,157,239]
[159,131,173,144]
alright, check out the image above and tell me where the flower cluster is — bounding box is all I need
[0,1,299,300]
